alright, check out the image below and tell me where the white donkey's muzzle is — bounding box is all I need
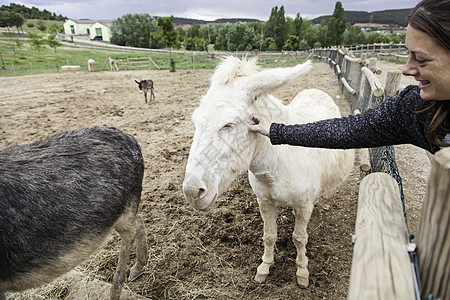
[182,173,218,211]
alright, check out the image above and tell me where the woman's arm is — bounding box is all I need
[263,86,432,151]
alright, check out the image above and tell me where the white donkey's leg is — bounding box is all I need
[254,198,278,283]
[292,201,314,288]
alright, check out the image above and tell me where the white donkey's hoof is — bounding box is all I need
[296,267,309,288]
[254,272,268,283]
[255,262,272,283]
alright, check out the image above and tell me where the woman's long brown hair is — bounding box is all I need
[408,0,450,147]
[417,101,450,146]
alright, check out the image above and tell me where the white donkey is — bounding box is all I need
[183,56,354,287]
[87,59,95,72]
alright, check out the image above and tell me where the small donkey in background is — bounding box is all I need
[135,80,155,104]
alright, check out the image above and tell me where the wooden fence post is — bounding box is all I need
[417,147,450,300]
[348,172,415,300]
[384,71,402,97]
[0,51,5,71]
[396,45,401,64]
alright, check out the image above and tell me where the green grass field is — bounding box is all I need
[0,33,311,77]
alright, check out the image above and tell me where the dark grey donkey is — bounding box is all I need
[0,126,148,300]
[135,79,155,104]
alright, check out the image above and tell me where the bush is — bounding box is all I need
[36,20,46,31]
[26,23,35,28]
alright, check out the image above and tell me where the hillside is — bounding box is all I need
[2,2,410,28]
[312,8,412,27]
[172,17,262,26]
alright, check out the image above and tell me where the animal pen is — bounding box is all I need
[312,48,450,300]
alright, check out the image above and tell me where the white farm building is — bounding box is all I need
[63,19,112,42]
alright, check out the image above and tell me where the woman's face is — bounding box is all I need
[403,25,450,101]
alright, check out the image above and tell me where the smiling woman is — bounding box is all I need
[249,0,450,154]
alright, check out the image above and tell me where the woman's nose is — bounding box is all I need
[402,57,419,77]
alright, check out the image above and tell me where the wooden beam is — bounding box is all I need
[341,77,356,95]
[348,173,415,300]
[417,147,450,300]
[361,67,384,98]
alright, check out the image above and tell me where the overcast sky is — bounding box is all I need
[8,0,416,21]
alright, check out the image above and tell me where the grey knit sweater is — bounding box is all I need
[270,85,443,154]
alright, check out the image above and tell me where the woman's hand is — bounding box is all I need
[248,114,272,137]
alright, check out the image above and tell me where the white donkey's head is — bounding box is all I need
[182,56,312,211]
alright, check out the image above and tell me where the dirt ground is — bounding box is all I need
[1,60,431,299]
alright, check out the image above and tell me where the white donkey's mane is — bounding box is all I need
[210,56,261,86]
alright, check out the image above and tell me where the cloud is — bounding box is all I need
[9,0,415,21]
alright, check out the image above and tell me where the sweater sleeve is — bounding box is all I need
[269,85,434,152]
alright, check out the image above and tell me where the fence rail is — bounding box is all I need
[345,43,409,64]
[312,47,449,300]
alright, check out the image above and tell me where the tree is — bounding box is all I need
[213,23,256,51]
[285,35,300,51]
[214,24,231,51]
[0,11,24,33]
[301,19,317,48]
[199,25,216,45]
[292,13,303,37]
[176,27,186,43]
[299,39,310,50]
[187,24,200,38]
[154,16,179,49]
[185,36,206,51]
[0,11,9,29]
[265,6,287,50]
[327,1,347,46]
[46,34,61,52]
[27,32,45,51]
[0,3,66,21]
[110,13,159,48]
[318,19,328,47]
[47,23,62,35]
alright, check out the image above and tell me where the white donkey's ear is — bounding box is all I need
[244,60,313,101]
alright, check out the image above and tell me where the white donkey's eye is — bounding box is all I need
[220,123,234,131]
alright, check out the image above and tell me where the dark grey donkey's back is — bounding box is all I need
[0,126,148,300]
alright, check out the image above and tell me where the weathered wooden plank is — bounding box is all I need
[348,172,415,300]
[361,67,384,98]
[341,77,356,95]
[384,71,402,97]
[353,110,371,173]
[417,147,450,300]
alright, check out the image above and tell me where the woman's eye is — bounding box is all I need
[416,59,427,65]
